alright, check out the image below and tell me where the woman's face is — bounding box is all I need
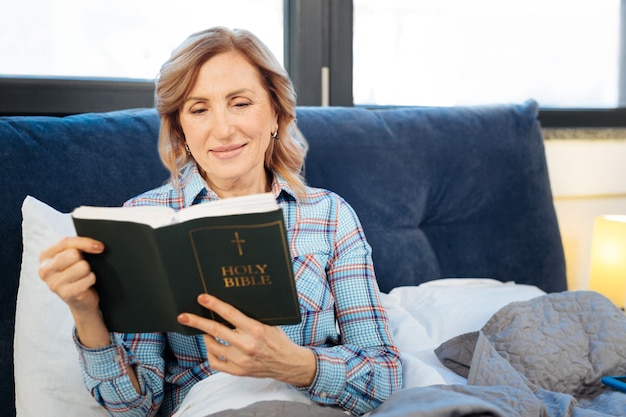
[179,51,278,197]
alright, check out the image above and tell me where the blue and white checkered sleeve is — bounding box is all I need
[73,329,166,417]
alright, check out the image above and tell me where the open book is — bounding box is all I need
[72,193,301,335]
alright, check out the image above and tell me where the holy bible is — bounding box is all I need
[71,193,300,335]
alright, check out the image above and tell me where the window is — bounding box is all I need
[2,0,624,126]
[353,0,620,108]
[0,0,283,79]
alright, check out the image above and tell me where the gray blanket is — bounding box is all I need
[372,290,626,417]
[209,291,626,417]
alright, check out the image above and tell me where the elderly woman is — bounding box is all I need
[39,26,402,417]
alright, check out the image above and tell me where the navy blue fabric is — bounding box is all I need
[0,109,167,414]
[0,101,566,415]
[296,100,566,294]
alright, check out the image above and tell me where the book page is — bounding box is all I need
[175,193,279,223]
[72,205,176,228]
[71,193,279,228]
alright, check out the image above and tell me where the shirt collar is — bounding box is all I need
[178,163,299,207]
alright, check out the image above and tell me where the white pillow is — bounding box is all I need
[14,196,107,417]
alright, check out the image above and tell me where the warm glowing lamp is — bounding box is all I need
[589,215,626,309]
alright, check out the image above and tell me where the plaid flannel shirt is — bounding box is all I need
[75,164,402,416]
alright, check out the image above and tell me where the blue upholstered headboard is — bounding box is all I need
[0,100,566,414]
[295,101,566,293]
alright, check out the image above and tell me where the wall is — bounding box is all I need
[543,130,626,291]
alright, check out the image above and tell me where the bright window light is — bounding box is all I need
[354,0,620,108]
[0,0,283,80]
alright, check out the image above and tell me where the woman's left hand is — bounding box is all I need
[178,294,317,387]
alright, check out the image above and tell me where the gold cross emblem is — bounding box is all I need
[231,231,246,256]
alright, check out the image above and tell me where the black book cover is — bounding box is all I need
[72,203,300,335]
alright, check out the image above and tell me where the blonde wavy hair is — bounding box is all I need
[155,26,307,197]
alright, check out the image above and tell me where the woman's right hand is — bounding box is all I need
[39,237,112,348]
[39,236,104,313]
